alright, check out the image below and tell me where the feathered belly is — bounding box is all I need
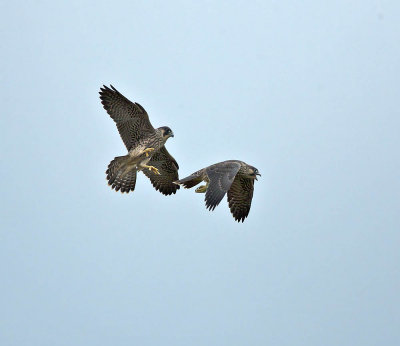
[123,154,152,171]
[137,156,151,170]
[127,137,164,170]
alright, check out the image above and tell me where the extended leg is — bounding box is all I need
[195,182,209,193]
[142,164,161,175]
[142,147,155,157]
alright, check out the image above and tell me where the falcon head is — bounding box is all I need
[246,165,261,181]
[159,126,174,139]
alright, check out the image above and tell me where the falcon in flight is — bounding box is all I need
[99,85,179,195]
[174,160,260,222]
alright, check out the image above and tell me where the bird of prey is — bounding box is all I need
[174,160,260,222]
[99,85,179,195]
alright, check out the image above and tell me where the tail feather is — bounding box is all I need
[174,174,203,189]
[106,156,137,193]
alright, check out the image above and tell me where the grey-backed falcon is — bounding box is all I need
[174,160,260,222]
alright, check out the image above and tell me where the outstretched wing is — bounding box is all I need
[227,177,254,222]
[99,85,155,151]
[142,146,180,195]
[204,161,241,211]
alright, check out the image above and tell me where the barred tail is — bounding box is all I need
[106,156,137,193]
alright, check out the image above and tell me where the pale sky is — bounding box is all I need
[1,1,400,345]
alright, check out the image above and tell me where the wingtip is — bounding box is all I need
[205,201,217,212]
[99,84,111,95]
[99,84,116,93]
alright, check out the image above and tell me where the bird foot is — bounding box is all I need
[146,165,160,175]
[195,184,208,193]
[143,147,155,157]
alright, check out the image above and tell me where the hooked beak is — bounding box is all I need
[255,173,261,181]
[170,132,174,137]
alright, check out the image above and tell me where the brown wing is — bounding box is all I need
[99,85,155,151]
[227,176,254,222]
[142,146,180,195]
[204,161,241,211]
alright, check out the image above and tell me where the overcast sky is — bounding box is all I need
[1,1,400,345]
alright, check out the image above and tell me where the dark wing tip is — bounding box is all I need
[110,85,122,95]
[99,84,111,93]
[99,85,111,101]
[231,209,249,223]
[235,216,246,223]
[99,84,118,96]
[99,84,120,114]
[159,189,178,196]
[205,197,220,211]
[150,181,180,196]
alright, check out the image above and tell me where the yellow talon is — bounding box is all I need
[142,163,160,175]
[143,165,160,175]
[149,166,160,175]
[143,147,155,157]
[195,183,208,193]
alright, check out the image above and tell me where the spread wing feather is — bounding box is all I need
[99,85,155,151]
[204,161,241,211]
[142,146,180,195]
[227,177,254,222]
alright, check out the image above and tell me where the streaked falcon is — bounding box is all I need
[174,160,260,222]
[99,85,179,195]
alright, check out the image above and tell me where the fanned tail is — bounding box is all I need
[106,156,137,193]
